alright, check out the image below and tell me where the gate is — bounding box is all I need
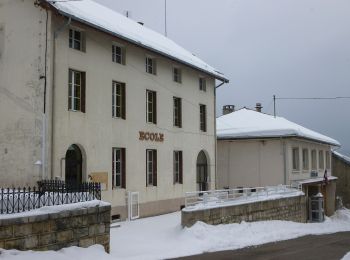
[128,191,140,220]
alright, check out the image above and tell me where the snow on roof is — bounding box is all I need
[333,151,350,164]
[217,108,340,146]
[47,0,228,82]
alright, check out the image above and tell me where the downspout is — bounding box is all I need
[51,16,72,179]
[214,80,226,189]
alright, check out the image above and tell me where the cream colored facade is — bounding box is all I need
[0,0,222,219]
[217,137,337,216]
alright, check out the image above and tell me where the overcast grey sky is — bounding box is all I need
[96,0,350,155]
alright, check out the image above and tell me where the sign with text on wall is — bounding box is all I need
[139,131,164,142]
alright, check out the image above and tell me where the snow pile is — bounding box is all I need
[217,108,340,146]
[111,208,350,260]
[0,245,113,260]
[0,200,109,220]
[184,186,304,211]
[47,0,227,81]
[342,252,350,260]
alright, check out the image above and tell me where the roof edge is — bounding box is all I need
[50,6,229,83]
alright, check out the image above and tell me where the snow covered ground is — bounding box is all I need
[343,252,350,260]
[1,208,350,260]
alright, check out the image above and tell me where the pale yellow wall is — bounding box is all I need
[217,137,333,189]
[217,139,285,188]
[0,0,52,186]
[51,19,216,208]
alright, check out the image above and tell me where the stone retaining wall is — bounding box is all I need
[182,195,307,227]
[0,202,111,252]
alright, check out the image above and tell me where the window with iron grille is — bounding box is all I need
[146,57,156,75]
[173,97,182,127]
[173,151,183,184]
[146,149,157,186]
[199,77,206,91]
[68,69,85,112]
[112,148,126,189]
[112,81,126,119]
[112,44,125,64]
[199,104,207,132]
[69,29,85,51]
[146,90,157,124]
[173,67,182,83]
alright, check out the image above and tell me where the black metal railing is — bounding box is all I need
[0,180,101,214]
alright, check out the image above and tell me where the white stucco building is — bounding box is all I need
[0,0,228,219]
[216,106,340,216]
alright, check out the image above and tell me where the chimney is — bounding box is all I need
[222,105,235,115]
[255,103,263,112]
[138,22,144,26]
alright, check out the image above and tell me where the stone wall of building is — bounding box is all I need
[182,195,306,227]
[0,203,111,252]
[332,154,350,208]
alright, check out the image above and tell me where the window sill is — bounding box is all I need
[292,170,300,174]
[112,116,125,120]
[68,109,82,113]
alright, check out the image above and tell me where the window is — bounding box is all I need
[112,148,126,189]
[69,29,85,51]
[326,151,330,169]
[302,148,309,171]
[311,149,317,170]
[146,150,157,186]
[173,67,182,83]
[146,90,157,124]
[173,97,182,127]
[112,81,126,119]
[68,69,85,112]
[199,77,206,91]
[0,25,4,59]
[292,147,300,171]
[173,151,183,184]
[319,150,324,170]
[199,104,207,132]
[146,57,156,75]
[112,43,125,64]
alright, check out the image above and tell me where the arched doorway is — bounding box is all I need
[196,150,208,191]
[65,144,83,185]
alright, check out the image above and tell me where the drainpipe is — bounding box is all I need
[51,16,72,179]
[214,80,226,189]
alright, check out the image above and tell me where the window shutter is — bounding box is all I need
[112,149,115,189]
[81,72,86,113]
[81,31,86,52]
[122,148,126,189]
[153,59,157,75]
[153,92,157,124]
[179,98,182,128]
[122,47,126,65]
[173,152,176,184]
[122,83,126,119]
[68,69,72,110]
[153,150,157,186]
[179,151,183,184]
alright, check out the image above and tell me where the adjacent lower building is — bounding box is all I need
[216,105,340,217]
[0,0,228,219]
[332,151,350,208]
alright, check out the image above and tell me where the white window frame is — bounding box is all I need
[173,67,182,83]
[146,90,156,124]
[69,28,83,51]
[112,81,122,118]
[174,151,181,183]
[146,56,156,75]
[112,43,125,64]
[113,148,122,189]
[68,69,81,111]
[319,150,324,170]
[199,77,206,91]
[146,150,154,186]
[311,149,317,170]
[302,148,309,171]
[292,147,300,172]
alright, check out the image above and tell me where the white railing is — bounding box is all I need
[184,185,301,209]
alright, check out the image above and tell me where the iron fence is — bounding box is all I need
[0,180,101,214]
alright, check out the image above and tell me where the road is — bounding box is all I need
[175,232,350,260]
